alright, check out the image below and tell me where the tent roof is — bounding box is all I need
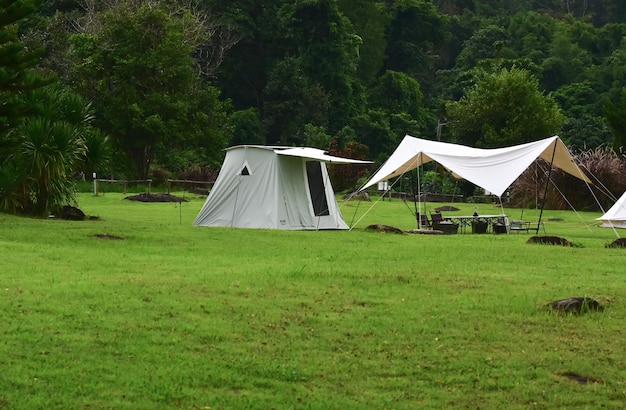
[226,145,372,164]
[597,192,626,222]
[359,135,590,197]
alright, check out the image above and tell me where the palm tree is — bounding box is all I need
[0,85,109,216]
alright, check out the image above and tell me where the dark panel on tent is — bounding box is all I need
[306,161,330,216]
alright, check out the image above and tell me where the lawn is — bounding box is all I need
[1,191,625,409]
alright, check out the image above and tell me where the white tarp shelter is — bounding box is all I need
[597,192,626,228]
[359,135,590,197]
[193,145,371,230]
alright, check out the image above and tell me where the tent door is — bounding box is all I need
[306,161,330,216]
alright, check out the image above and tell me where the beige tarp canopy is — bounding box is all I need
[359,135,590,197]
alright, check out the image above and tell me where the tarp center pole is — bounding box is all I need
[411,168,418,228]
[417,153,423,228]
[537,142,558,234]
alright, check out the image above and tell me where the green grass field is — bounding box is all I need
[1,191,625,409]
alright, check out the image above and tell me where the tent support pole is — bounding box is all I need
[411,169,419,228]
[536,142,558,234]
[417,153,424,228]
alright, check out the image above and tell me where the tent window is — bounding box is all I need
[306,161,329,216]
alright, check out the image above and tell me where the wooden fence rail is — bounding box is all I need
[93,179,152,196]
[165,179,214,194]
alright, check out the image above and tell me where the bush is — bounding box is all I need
[179,164,219,182]
[510,146,626,211]
[327,140,373,192]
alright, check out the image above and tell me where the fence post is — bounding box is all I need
[93,173,98,196]
[148,179,152,194]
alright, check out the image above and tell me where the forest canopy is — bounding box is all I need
[2,0,626,214]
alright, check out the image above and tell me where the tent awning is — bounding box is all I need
[225,145,372,164]
[359,135,590,197]
[275,147,372,164]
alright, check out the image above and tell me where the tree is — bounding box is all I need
[453,24,512,71]
[262,57,330,146]
[604,88,626,152]
[365,70,432,152]
[0,85,104,216]
[368,70,426,120]
[551,82,612,150]
[337,0,388,84]
[68,1,229,178]
[281,0,363,133]
[446,67,564,148]
[0,0,53,138]
[383,0,449,91]
[540,21,592,91]
[0,0,90,216]
[507,11,555,63]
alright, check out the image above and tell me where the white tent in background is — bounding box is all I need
[597,192,626,228]
[359,135,591,197]
[193,145,371,230]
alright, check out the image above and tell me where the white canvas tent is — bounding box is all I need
[360,135,591,197]
[597,192,626,228]
[193,145,371,230]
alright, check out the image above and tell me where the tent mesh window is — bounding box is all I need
[306,161,330,216]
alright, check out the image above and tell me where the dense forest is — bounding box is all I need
[2,0,626,215]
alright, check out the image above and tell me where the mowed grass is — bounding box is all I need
[1,191,625,409]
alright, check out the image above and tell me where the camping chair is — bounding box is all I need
[509,220,530,233]
[527,221,546,234]
[430,212,444,224]
[429,212,458,233]
[509,219,545,234]
[416,212,431,229]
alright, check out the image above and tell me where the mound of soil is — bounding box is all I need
[124,193,187,202]
[59,205,85,221]
[527,235,577,247]
[365,224,404,234]
[548,297,603,313]
[606,238,626,248]
[434,205,460,212]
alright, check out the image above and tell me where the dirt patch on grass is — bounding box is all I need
[606,238,626,248]
[548,297,603,313]
[557,372,603,384]
[124,193,187,202]
[527,235,578,247]
[94,233,125,240]
[434,205,460,212]
[365,224,404,234]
